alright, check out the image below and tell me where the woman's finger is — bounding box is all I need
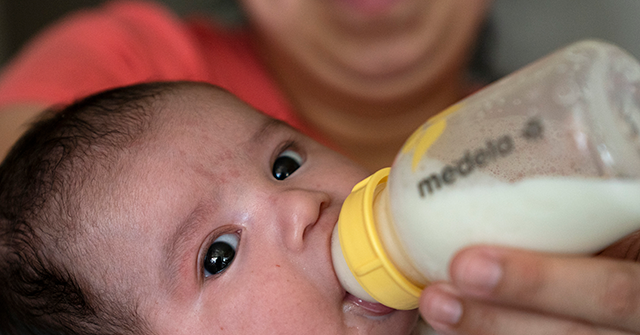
[598,230,640,261]
[445,246,640,333]
[420,283,633,335]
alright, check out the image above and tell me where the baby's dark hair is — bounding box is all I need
[0,81,192,334]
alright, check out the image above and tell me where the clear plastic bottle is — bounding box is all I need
[331,40,640,310]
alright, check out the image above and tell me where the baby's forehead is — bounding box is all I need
[157,84,267,128]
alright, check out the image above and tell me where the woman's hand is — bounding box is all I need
[419,235,640,334]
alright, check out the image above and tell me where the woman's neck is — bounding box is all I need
[296,70,469,172]
[294,75,467,172]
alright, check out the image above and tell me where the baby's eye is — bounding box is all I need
[204,233,239,277]
[272,149,303,180]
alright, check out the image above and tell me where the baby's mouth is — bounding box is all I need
[344,292,396,316]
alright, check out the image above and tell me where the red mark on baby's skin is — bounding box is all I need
[275,264,281,268]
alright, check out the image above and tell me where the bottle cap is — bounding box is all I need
[337,168,423,310]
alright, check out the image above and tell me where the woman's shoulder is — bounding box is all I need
[0,0,212,108]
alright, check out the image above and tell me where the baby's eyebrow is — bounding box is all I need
[162,202,208,293]
[250,118,293,145]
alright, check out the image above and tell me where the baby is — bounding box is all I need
[0,81,420,334]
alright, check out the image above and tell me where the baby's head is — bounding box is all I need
[0,82,418,335]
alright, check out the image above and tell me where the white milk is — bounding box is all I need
[383,176,640,285]
[331,172,640,310]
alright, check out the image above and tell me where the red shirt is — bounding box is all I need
[0,0,317,136]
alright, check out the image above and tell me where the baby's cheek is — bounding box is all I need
[213,270,343,332]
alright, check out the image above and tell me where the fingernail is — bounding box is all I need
[423,289,463,325]
[455,252,502,293]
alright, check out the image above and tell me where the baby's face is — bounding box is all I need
[81,85,418,334]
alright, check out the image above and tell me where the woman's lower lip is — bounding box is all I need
[337,0,403,14]
[344,293,396,316]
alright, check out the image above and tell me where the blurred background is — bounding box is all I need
[0,0,638,79]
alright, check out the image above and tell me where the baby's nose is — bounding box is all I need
[275,189,331,252]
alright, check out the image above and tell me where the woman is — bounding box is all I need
[0,1,638,334]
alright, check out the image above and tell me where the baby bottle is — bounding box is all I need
[331,40,640,310]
